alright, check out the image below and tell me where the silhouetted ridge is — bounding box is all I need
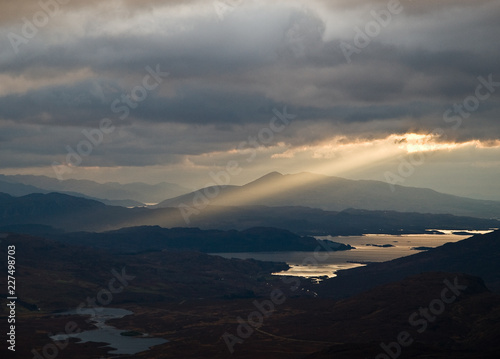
[316,230,500,297]
[51,226,353,253]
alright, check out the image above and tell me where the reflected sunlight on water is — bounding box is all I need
[213,231,493,278]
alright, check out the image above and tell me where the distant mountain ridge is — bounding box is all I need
[0,179,143,207]
[0,174,189,204]
[156,172,500,219]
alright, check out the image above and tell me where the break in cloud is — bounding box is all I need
[0,0,499,197]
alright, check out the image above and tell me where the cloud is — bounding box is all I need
[0,0,204,25]
[0,0,499,187]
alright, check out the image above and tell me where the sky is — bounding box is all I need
[0,0,499,199]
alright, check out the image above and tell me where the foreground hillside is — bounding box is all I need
[0,231,499,358]
[303,272,500,359]
[0,233,292,313]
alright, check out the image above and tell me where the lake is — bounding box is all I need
[51,308,168,355]
[213,230,491,278]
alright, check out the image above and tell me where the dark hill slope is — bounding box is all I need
[298,273,500,359]
[50,226,353,253]
[1,192,498,235]
[316,230,500,298]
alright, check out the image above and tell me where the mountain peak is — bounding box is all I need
[248,171,329,184]
[246,171,284,185]
[286,171,330,180]
[262,171,284,178]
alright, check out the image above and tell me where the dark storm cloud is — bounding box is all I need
[1,0,500,171]
[318,0,498,14]
[0,0,202,24]
[0,79,286,126]
[0,79,119,126]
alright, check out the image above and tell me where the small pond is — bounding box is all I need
[51,308,168,355]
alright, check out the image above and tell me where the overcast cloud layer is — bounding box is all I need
[0,0,499,198]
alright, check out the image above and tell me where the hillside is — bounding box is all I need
[300,273,500,359]
[49,226,353,253]
[0,179,143,207]
[0,232,291,314]
[167,205,500,236]
[3,233,498,358]
[315,230,500,298]
[0,192,140,231]
[1,192,499,235]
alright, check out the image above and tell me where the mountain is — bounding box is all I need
[1,192,498,234]
[0,192,177,232]
[0,179,143,207]
[171,205,500,236]
[0,174,189,204]
[0,192,133,231]
[155,172,500,219]
[49,226,353,253]
[0,179,48,196]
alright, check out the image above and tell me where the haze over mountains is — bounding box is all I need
[156,172,500,219]
[3,172,500,221]
[1,192,498,236]
[0,174,189,205]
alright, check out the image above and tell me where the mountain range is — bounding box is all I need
[1,192,498,235]
[0,174,189,205]
[1,171,499,358]
[2,172,500,221]
[156,172,500,219]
